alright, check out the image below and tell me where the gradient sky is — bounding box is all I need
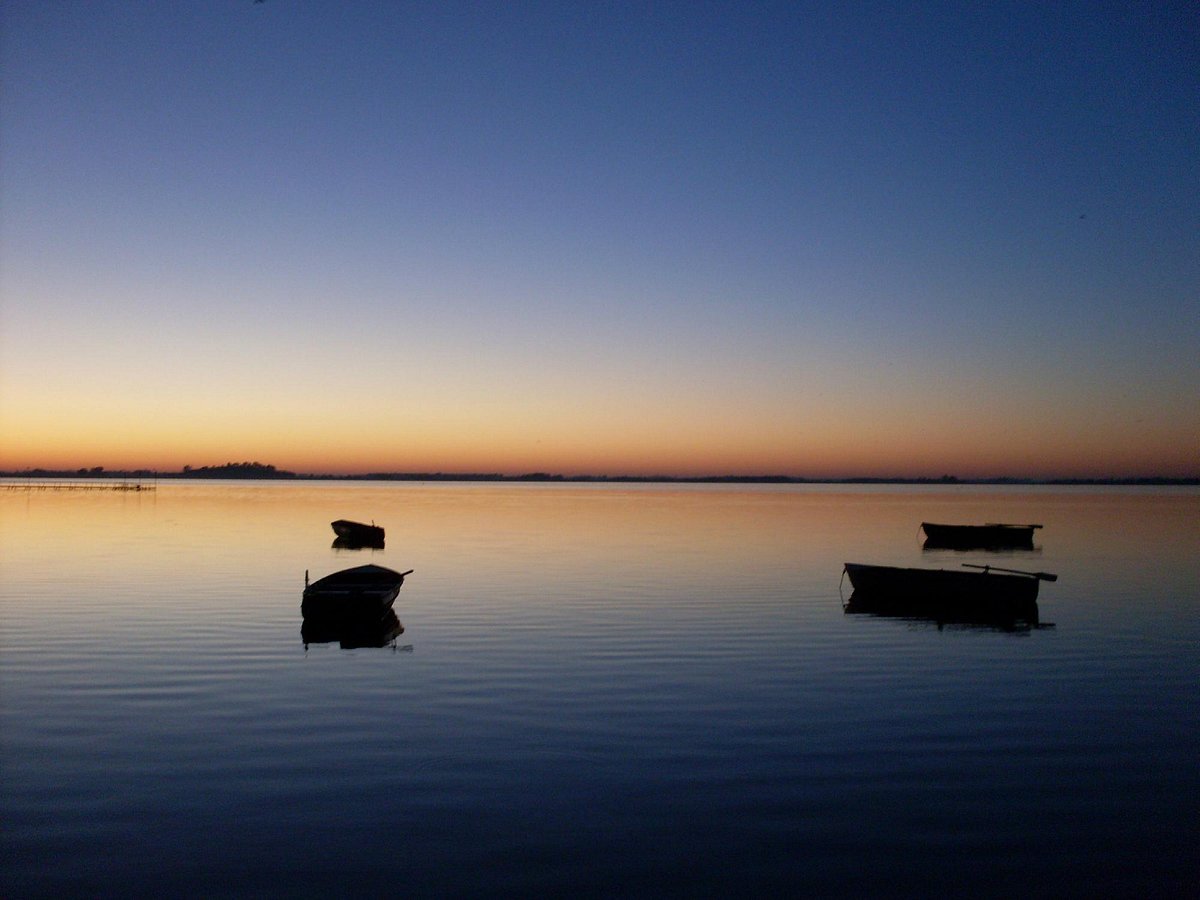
[1,2,1196,478]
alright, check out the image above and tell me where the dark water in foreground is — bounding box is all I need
[2,482,1197,897]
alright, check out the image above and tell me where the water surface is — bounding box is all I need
[2,482,1197,896]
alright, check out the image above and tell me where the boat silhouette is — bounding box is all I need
[302,564,413,620]
[920,522,1041,550]
[842,562,1055,628]
[330,519,386,549]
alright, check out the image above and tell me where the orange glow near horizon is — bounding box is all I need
[3,411,1197,480]
[3,350,1197,479]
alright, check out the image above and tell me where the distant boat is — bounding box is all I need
[842,562,1055,626]
[921,522,1041,550]
[331,519,385,548]
[301,564,412,620]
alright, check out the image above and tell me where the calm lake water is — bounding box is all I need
[2,481,1197,897]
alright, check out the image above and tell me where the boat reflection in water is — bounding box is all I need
[842,562,1055,630]
[332,534,385,550]
[302,609,406,650]
[920,522,1040,551]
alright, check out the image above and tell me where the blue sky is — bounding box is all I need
[1,2,1196,476]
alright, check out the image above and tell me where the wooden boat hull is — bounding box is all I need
[921,522,1037,550]
[843,562,1040,625]
[330,519,386,548]
[301,564,410,620]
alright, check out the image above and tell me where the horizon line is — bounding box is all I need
[3,465,1198,487]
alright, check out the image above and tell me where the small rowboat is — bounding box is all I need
[301,564,413,620]
[842,562,1055,626]
[921,522,1041,550]
[331,519,385,548]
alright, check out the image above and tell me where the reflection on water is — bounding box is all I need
[844,593,1044,631]
[332,535,385,550]
[1,481,1198,896]
[302,609,406,649]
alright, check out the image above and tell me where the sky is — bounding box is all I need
[1,1,1197,478]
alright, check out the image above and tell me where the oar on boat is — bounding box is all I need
[962,564,1057,582]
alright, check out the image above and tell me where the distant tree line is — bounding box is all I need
[0,465,1196,485]
[181,462,296,479]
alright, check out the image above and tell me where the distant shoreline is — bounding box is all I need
[2,467,1197,487]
